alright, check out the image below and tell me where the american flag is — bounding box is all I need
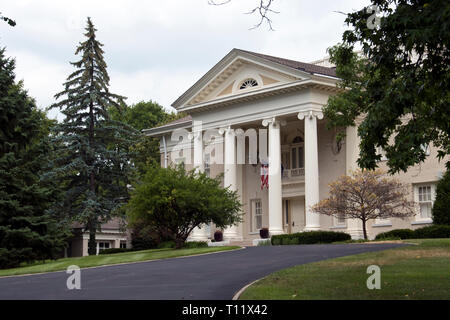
[260,163,269,190]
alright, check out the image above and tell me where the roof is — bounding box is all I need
[148,49,337,133]
[238,49,336,77]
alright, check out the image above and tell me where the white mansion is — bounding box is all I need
[145,48,447,242]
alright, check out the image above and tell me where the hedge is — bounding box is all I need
[99,248,138,255]
[375,225,450,240]
[374,229,415,240]
[271,231,351,245]
[182,241,208,249]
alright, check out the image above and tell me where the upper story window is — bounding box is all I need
[239,78,258,90]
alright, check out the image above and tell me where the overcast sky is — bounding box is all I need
[1,0,370,120]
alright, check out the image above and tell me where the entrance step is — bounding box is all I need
[229,240,255,247]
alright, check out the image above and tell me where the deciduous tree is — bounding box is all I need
[312,170,416,239]
[324,0,450,173]
[126,165,242,248]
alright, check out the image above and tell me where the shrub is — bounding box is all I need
[375,229,415,240]
[257,239,271,246]
[183,241,208,249]
[271,231,351,245]
[259,228,269,239]
[99,248,137,255]
[413,225,450,239]
[157,241,176,249]
[214,230,223,242]
[375,225,450,240]
[432,171,450,225]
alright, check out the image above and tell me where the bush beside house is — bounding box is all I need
[271,231,351,245]
[375,225,450,240]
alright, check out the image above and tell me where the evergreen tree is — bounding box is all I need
[49,18,137,255]
[432,171,450,226]
[0,47,69,269]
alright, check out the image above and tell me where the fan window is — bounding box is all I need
[239,79,258,89]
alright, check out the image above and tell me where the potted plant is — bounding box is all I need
[259,227,269,239]
[214,230,223,242]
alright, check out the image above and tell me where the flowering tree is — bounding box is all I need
[312,170,416,239]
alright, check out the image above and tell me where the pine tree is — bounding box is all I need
[49,18,137,255]
[0,47,69,269]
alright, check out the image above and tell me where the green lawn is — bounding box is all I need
[0,246,239,277]
[240,239,450,300]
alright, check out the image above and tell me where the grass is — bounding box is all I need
[239,239,450,300]
[0,246,239,277]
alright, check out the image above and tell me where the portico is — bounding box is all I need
[185,107,324,241]
[145,48,360,242]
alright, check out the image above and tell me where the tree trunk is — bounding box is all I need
[87,61,97,256]
[362,219,368,240]
[175,235,186,249]
[87,218,97,255]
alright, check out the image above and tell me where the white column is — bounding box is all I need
[222,126,241,241]
[345,125,364,239]
[262,118,284,236]
[187,124,209,241]
[298,110,323,231]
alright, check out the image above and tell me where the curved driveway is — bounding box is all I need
[0,243,404,300]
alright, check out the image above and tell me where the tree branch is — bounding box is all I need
[208,0,278,31]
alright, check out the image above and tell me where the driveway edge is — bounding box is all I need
[0,246,246,279]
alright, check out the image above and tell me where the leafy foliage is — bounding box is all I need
[324,0,450,173]
[375,225,450,240]
[109,100,183,174]
[312,169,416,239]
[374,228,415,240]
[48,18,138,255]
[126,165,242,248]
[0,12,15,27]
[0,48,69,268]
[432,171,450,225]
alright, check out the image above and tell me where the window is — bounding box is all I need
[251,199,262,232]
[204,154,210,177]
[97,241,110,255]
[336,213,346,225]
[120,242,127,249]
[291,146,304,169]
[417,185,434,219]
[239,78,258,90]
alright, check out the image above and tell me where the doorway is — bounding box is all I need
[283,199,292,234]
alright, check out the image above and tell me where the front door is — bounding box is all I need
[283,199,292,234]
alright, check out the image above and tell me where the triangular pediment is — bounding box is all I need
[172,49,318,110]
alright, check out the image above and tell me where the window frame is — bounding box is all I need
[414,184,435,222]
[251,199,263,233]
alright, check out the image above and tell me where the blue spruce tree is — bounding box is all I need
[50,17,137,255]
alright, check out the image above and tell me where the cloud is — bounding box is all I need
[1,0,371,120]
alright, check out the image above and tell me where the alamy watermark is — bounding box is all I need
[66,265,81,290]
[366,5,382,30]
[366,265,381,290]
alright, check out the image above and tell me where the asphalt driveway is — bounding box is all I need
[0,243,404,300]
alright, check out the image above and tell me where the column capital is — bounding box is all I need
[218,125,234,135]
[262,117,286,127]
[297,109,324,120]
[188,130,202,140]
